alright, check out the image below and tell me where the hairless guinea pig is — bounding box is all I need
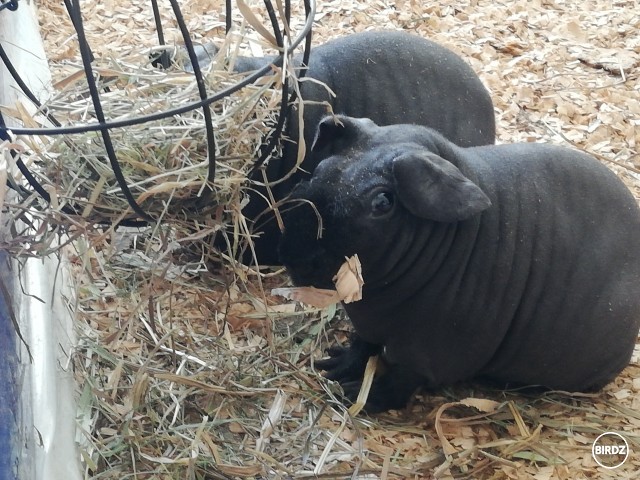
[278,115,640,413]
[218,30,496,264]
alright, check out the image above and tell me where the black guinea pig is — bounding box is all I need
[278,115,640,412]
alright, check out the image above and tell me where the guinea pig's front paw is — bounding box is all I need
[314,334,382,383]
[340,367,425,414]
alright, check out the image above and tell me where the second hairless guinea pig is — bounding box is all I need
[278,115,640,412]
[224,30,496,263]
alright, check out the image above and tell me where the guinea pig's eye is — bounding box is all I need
[371,191,394,216]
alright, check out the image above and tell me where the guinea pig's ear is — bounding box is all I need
[392,151,491,222]
[311,115,376,154]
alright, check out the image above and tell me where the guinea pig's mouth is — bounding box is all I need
[277,204,343,288]
[278,241,340,289]
[285,265,336,290]
[278,184,349,288]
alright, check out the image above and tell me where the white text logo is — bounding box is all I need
[591,432,629,469]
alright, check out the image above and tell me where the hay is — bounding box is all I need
[7,0,639,478]
[35,58,279,218]
[2,40,285,261]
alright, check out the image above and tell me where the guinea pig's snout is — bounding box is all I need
[277,200,336,288]
[278,229,329,287]
[281,249,334,289]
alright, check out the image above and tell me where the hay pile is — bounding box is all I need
[15,0,640,478]
[4,0,303,260]
[36,61,280,219]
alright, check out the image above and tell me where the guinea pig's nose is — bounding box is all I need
[286,260,317,285]
[279,246,334,289]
